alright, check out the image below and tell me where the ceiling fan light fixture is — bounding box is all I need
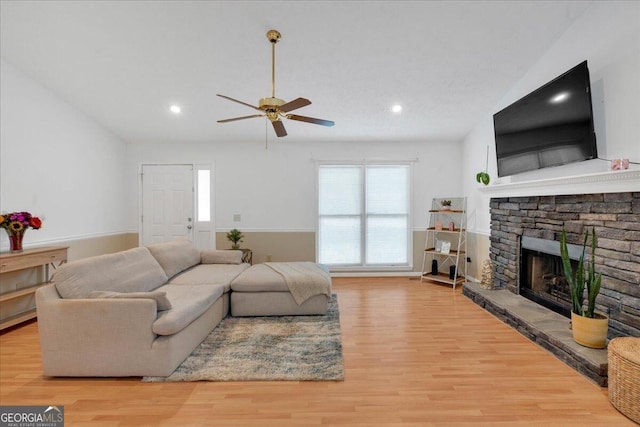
[259,97,286,110]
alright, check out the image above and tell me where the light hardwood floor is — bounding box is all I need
[0,278,633,426]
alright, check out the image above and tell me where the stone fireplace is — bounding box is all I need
[489,192,640,338]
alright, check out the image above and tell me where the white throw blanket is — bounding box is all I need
[264,262,331,305]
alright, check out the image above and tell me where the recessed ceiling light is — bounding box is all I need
[391,104,403,113]
[549,92,570,104]
[169,105,182,114]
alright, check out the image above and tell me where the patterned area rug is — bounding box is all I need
[143,294,343,382]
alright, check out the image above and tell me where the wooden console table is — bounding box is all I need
[0,246,68,330]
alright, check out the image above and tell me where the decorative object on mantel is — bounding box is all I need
[479,259,496,290]
[561,227,608,349]
[0,211,43,253]
[610,158,630,170]
[226,228,244,250]
[440,199,452,210]
[475,145,491,186]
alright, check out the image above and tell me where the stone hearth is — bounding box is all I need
[463,282,608,386]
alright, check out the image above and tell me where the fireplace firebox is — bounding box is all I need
[519,236,582,318]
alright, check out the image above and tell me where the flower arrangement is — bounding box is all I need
[0,211,42,253]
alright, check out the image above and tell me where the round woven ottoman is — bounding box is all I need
[608,337,640,424]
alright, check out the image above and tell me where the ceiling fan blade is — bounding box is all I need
[278,97,311,113]
[272,120,287,137]
[216,94,261,111]
[286,114,335,127]
[217,114,264,123]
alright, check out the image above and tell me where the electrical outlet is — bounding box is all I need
[233,214,241,222]
[266,255,272,262]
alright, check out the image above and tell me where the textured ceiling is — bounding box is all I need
[0,1,592,144]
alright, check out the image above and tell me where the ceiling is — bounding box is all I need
[0,1,593,144]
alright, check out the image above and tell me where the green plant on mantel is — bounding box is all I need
[560,227,602,318]
[476,145,491,186]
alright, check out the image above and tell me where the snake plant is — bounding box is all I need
[560,227,602,318]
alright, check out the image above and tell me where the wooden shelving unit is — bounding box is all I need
[0,246,68,330]
[420,198,467,290]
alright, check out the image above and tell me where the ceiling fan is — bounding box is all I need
[217,29,335,138]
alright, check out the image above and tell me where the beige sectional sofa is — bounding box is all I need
[36,239,332,378]
[36,239,249,377]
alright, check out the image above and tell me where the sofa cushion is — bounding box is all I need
[152,284,225,335]
[230,264,291,292]
[167,263,250,292]
[54,247,168,299]
[201,249,243,264]
[88,290,172,311]
[146,239,201,279]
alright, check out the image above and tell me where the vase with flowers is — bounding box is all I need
[0,211,43,253]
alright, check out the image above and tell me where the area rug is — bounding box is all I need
[143,294,343,382]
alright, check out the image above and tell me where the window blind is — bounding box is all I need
[318,164,410,267]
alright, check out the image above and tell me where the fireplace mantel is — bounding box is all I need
[478,169,640,198]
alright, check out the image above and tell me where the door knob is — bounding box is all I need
[187,225,193,230]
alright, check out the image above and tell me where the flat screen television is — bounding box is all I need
[493,61,597,177]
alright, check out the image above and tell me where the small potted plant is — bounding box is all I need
[560,227,608,348]
[226,228,244,250]
[440,200,452,210]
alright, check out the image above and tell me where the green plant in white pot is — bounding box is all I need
[560,227,608,348]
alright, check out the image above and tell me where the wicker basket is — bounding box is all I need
[608,337,640,424]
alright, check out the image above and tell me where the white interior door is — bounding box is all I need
[141,164,194,245]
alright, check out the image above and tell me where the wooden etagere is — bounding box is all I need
[0,246,68,330]
[420,197,467,289]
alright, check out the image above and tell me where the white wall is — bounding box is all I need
[0,59,130,250]
[126,139,461,233]
[462,1,640,235]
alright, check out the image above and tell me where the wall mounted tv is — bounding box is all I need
[493,61,597,177]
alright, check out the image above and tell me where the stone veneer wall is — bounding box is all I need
[490,192,640,338]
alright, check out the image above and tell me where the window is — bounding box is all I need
[197,169,211,222]
[317,163,411,268]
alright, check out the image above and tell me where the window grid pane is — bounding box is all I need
[318,215,361,265]
[366,214,409,264]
